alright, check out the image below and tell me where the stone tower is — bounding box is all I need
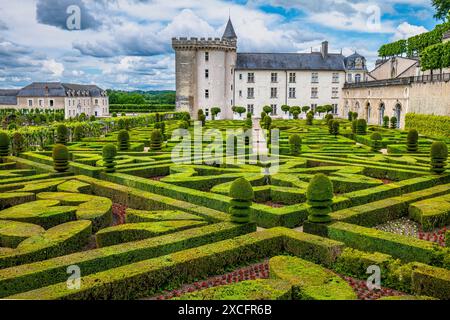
[172,18,237,119]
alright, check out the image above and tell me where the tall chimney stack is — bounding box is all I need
[321,41,328,59]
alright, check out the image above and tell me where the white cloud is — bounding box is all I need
[42,59,64,77]
[392,22,428,41]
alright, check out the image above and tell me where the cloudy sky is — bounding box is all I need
[0,0,442,91]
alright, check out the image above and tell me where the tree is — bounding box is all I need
[356,119,367,135]
[306,112,313,125]
[102,144,117,173]
[292,110,300,119]
[263,105,273,115]
[211,107,221,120]
[0,132,10,157]
[430,141,448,174]
[390,116,398,129]
[52,144,69,173]
[289,134,302,156]
[306,174,334,223]
[432,0,450,21]
[56,124,68,145]
[407,129,419,153]
[117,130,130,151]
[371,132,383,152]
[263,115,272,130]
[281,105,291,115]
[234,106,246,117]
[302,106,310,114]
[229,177,254,224]
[316,106,326,116]
[11,132,25,156]
[331,120,340,137]
[150,129,163,151]
[383,116,390,128]
[324,105,333,114]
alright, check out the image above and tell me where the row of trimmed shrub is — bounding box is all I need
[110,104,175,113]
[6,228,343,299]
[405,113,450,139]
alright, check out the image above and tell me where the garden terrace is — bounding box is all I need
[0,116,449,300]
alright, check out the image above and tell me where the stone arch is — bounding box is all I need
[394,103,402,128]
[378,102,385,125]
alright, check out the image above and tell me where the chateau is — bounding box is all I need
[172,18,368,120]
[0,82,109,119]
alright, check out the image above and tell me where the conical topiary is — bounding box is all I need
[382,116,390,128]
[430,141,448,174]
[289,134,302,156]
[52,144,69,173]
[150,129,163,151]
[356,119,367,135]
[306,174,334,223]
[117,130,130,151]
[407,129,419,153]
[0,132,10,157]
[390,116,398,129]
[229,177,254,224]
[370,132,383,152]
[331,120,340,137]
[102,143,117,173]
[56,124,68,145]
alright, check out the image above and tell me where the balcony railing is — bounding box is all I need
[344,73,450,89]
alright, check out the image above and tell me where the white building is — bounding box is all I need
[0,82,109,119]
[172,18,367,119]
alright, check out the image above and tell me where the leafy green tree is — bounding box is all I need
[281,105,291,115]
[289,134,302,156]
[432,0,450,21]
[302,106,310,114]
[306,112,313,125]
[263,105,273,115]
[211,107,221,120]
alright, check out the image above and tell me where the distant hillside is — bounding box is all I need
[106,89,175,105]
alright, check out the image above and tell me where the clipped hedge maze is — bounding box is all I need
[0,118,449,300]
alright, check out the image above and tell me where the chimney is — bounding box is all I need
[321,41,328,59]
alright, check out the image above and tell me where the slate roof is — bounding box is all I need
[15,82,105,97]
[235,52,346,71]
[344,52,368,71]
[0,89,19,105]
[222,18,237,40]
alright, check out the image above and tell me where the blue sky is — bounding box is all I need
[0,0,443,91]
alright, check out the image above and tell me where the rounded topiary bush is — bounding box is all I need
[52,144,69,172]
[390,116,398,129]
[12,132,25,156]
[292,110,300,120]
[199,114,206,126]
[56,124,68,145]
[352,112,358,120]
[117,130,130,151]
[407,129,419,153]
[229,177,254,224]
[102,144,117,173]
[261,111,267,119]
[370,132,383,151]
[306,174,334,223]
[263,115,272,129]
[150,129,163,151]
[325,114,334,125]
[118,118,126,130]
[430,141,448,174]
[0,131,10,157]
[356,119,367,135]
[289,134,302,156]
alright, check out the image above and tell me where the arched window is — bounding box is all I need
[379,103,385,125]
[395,104,402,128]
[355,74,361,83]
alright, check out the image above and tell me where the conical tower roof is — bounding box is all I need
[222,18,237,40]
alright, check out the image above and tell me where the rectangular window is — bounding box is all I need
[28,99,33,107]
[247,104,254,115]
[271,104,277,115]
[332,87,339,99]
[39,99,43,107]
[239,90,242,97]
[332,104,338,114]
[347,74,353,83]
[311,72,319,83]
[270,88,277,99]
[205,109,209,117]
[311,87,318,98]
[239,74,242,80]
[311,104,317,112]
[95,99,98,105]
[289,88,296,99]
[271,73,278,83]
[205,89,209,99]
[247,88,254,99]
[332,73,340,83]
[205,52,209,62]
[205,69,209,79]
[50,100,54,107]
[289,73,296,83]
[247,73,254,83]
